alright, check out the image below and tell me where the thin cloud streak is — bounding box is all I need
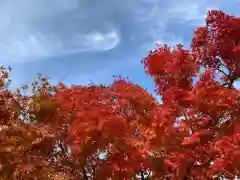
[1,0,239,91]
[0,0,120,63]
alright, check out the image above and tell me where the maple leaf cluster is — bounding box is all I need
[0,10,240,180]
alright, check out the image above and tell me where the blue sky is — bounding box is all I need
[1,0,240,95]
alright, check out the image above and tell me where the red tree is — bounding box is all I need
[0,10,240,180]
[142,10,240,179]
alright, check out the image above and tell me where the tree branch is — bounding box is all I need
[218,68,228,77]
[145,171,151,179]
[82,157,89,180]
[140,171,145,180]
[92,164,96,180]
[82,166,89,180]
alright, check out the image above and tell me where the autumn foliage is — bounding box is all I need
[0,10,240,179]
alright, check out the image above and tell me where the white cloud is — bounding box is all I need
[134,0,218,25]
[70,30,120,52]
[131,0,221,51]
[156,34,184,46]
[0,29,120,63]
[141,34,184,53]
[0,0,120,63]
[167,1,219,26]
[0,0,79,22]
[1,31,62,61]
[0,0,229,63]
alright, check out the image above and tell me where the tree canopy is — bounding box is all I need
[0,10,240,180]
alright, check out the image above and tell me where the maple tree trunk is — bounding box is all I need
[140,171,145,180]
[82,166,88,180]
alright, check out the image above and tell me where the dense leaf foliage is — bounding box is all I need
[0,10,240,179]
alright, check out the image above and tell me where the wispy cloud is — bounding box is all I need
[66,29,120,53]
[0,28,120,62]
[0,0,227,63]
[166,0,217,25]
[0,0,120,63]
[1,0,239,90]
